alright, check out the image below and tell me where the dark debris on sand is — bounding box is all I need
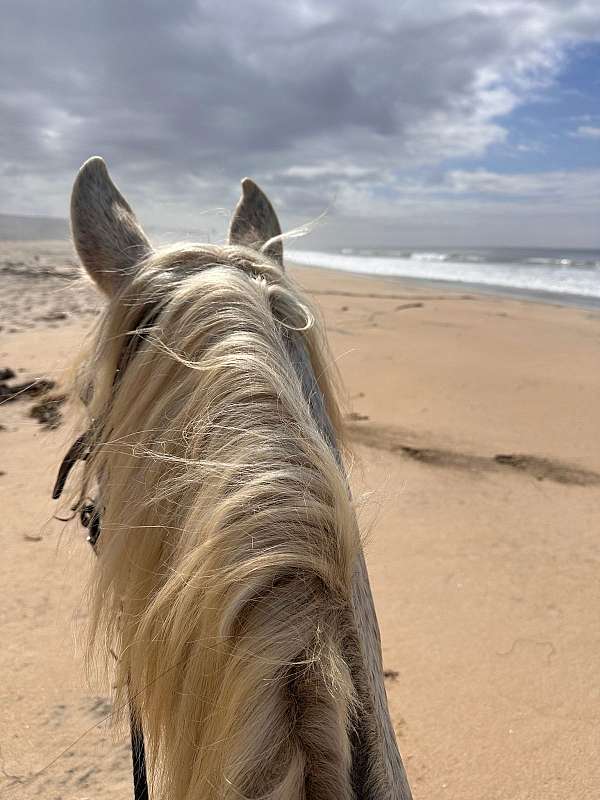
[348,420,600,487]
[0,369,66,429]
[29,394,67,430]
[0,374,55,402]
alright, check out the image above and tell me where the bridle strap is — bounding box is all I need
[52,431,92,499]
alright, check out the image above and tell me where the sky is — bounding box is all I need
[1,0,599,248]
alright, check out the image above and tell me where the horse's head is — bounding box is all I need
[62,158,412,800]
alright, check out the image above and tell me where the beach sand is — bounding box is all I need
[1,242,599,799]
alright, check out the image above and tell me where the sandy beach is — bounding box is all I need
[1,241,599,799]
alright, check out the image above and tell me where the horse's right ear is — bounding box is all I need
[229,178,284,267]
[70,157,152,296]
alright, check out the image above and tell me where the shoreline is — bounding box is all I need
[289,259,600,311]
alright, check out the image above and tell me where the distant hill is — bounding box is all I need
[0,213,69,241]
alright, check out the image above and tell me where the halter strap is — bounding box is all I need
[130,711,149,800]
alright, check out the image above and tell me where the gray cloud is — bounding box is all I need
[1,0,599,244]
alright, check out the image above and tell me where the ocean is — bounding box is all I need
[288,245,600,306]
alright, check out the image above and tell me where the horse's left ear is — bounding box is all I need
[229,178,283,267]
[71,157,152,296]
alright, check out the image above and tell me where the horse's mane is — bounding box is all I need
[72,244,362,799]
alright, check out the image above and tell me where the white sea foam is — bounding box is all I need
[288,249,600,301]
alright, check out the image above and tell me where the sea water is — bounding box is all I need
[288,246,600,305]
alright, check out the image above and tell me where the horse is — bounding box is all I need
[62,157,413,800]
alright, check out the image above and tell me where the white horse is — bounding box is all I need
[65,157,413,800]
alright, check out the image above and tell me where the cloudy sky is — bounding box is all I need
[1,0,599,247]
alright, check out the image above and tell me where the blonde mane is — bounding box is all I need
[73,244,362,799]
[65,157,412,800]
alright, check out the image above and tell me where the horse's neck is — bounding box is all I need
[285,331,412,799]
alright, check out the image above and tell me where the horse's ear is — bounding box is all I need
[229,178,283,267]
[70,157,152,296]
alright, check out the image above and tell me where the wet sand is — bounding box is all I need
[1,242,599,799]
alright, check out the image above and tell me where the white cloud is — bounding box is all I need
[572,125,600,139]
[443,168,600,201]
[282,164,376,180]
